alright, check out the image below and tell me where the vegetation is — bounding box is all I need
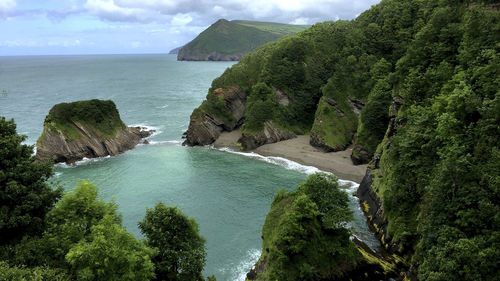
[1,119,214,280]
[193,0,499,279]
[0,117,62,245]
[255,174,360,281]
[42,99,126,140]
[139,203,206,281]
[178,19,309,61]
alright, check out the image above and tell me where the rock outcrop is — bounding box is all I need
[356,95,408,255]
[237,121,295,150]
[310,96,362,152]
[36,100,153,164]
[183,86,246,146]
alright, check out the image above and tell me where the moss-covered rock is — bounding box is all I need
[36,99,153,164]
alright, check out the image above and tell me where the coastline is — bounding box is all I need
[213,130,367,183]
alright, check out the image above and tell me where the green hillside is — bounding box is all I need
[189,0,500,279]
[177,19,310,61]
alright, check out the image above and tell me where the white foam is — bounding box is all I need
[229,248,261,281]
[128,123,162,138]
[159,104,169,108]
[55,155,111,168]
[146,140,182,145]
[215,147,323,175]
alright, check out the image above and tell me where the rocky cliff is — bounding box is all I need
[36,100,153,164]
[183,86,246,146]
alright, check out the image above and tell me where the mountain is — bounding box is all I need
[168,46,182,54]
[177,19,310,61]
[184,0,500,280]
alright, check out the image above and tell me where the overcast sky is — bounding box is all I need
[0,0,381,56]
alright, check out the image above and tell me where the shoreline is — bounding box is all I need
[213,130,367,183]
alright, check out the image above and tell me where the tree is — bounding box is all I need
[139,203,206,281]
[263,174,360,281]
[0,117,62,245]
[42,181,121,268]
[66,215,155,281]
[297,173,353,229]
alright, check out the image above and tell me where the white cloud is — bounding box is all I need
[0,0,16,14]
[290,17,309,25]
[82,0,381,24]
[171,13,192,26]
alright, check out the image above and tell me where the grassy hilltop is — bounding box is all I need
[177,19,309,61]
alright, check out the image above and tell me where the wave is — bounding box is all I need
[215,147,323,175]
[55,155,111,168]
[218,248,261,281]
[128,123,162,138]
[144,140,183,145]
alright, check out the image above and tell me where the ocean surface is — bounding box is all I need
[0,54,379,281]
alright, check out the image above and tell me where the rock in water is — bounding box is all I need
[36,99,154,164]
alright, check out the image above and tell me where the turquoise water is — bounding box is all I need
[0,54,379,280]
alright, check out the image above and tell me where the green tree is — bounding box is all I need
[42,181,121,268]
[139,203,206,281]
[0,117,62,245]
[262,174,360,281]
[66,215,155,281]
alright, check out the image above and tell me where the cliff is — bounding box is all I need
[177,19,309,61]
[187,0,500,280]
[36,100,153,164]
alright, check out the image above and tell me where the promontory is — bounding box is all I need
[36,99,153,164]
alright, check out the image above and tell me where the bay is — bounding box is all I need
[0,54,378,281]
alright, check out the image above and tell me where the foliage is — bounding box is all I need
[0,261,69,281]
[42,99,126,140]
[258,174,359,281]
[39,181,122,268]
[139,203,206,281]
[368,1,500,280]
[0,117,62,245]
[66,214,155,281]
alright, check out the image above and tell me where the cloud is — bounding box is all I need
[0,0,16,15]
[82,0,380,24]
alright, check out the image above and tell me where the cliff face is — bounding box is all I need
[183,86,246,146]
[36,100,153,164]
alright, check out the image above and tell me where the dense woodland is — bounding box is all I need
[192,0,500,279]
[1,0,499,280]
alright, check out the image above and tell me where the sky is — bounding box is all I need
[0,0,381,56]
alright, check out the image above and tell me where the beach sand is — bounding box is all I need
[213,130,368,183]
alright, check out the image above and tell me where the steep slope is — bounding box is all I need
[186,0,500,280]
[36,99,153,164]
[177,19,309,61]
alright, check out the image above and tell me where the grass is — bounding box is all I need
[178,19,309,60]
[42,99,126,141]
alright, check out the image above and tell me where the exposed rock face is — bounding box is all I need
[183,86,246,146]
[309,97,359,152]
[357,95,406,254]
[36,123,153,164]
[179,51,243,61]
[273,87,291,106]
[237,121,295,150]
[351,144,373,165]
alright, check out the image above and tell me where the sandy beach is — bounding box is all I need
[213,130,368,183]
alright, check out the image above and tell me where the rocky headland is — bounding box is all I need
[36,99,154,164]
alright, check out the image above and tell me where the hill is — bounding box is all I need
[185,0,500,279]
[177,19,310,61]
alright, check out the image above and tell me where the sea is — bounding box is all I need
[0,54,380,281]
